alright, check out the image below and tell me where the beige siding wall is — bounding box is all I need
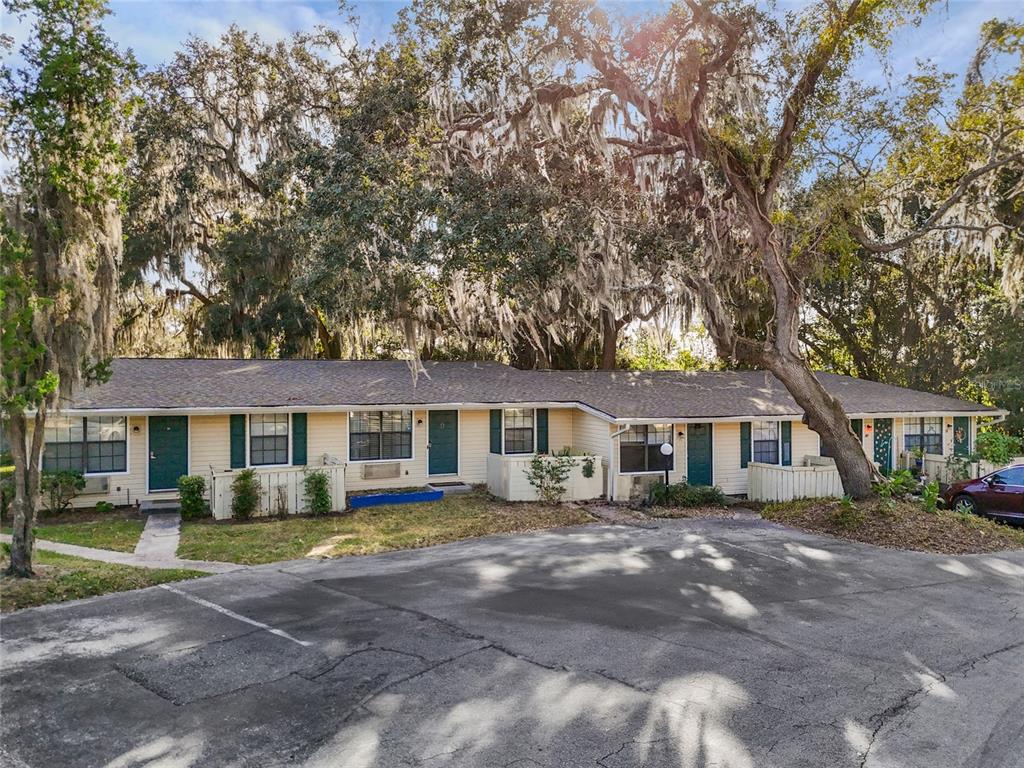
[572,411,612,457]
[458,410,490,484]
[306,412,346,464]
[792,422,820,462]
[711,422,746,495]
[190,415,231,478]
[547,408,574,453]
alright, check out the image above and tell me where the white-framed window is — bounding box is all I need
[620,424,673,473]
[349,410,413,461]
[503,408,535,454]
[250,413,289,466]
[752,421,780,464]
[904,417,943,455]
[43,415,127,474]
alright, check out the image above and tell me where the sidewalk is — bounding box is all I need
[1,512,242,574]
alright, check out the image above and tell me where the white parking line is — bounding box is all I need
[159,584,312,647]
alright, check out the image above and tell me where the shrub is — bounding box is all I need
[177,475,208,520]
[303,470,332,516]
[40,470,85,515]
[581,456,595,479]
[920,480,940,514]
[975,431,1022,466]
[230,469,260,520]
[944,454,974,482]
[94,501,115,514]
[525,454,574,503]
[648,481,726,508]
[831,495,862,529]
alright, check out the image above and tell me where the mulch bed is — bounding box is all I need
[761,498,1024,554]
[644,505,738,520]
[2,505,142,528]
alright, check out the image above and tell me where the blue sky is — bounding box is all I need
[1,0,1020,83]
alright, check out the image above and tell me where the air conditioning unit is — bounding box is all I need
[81,476,109,495]
[361,462,401,480]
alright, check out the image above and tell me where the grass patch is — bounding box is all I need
[1,549,203,613]
[3,507,146,553]
[177,489,593,565]
[762,497,1024,554]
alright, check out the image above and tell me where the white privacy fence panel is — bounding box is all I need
[918,453,1024,485]
[486,454,605,502]
[747,457,843,502]
[210,465,345,520]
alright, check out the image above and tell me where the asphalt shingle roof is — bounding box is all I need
[65,358,999,420]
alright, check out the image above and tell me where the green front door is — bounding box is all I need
[953,416,971,457]
[149,416,188,492]
[428,410,458,475]
[687,423,713,486]
[873,418,893,475]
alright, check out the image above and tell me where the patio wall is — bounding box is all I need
[486,454,604,502]
[747,456,843,502]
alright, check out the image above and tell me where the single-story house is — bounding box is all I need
[36,358,1002,510]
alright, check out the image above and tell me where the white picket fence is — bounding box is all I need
[747,456,843,502]
[210,465,346,520]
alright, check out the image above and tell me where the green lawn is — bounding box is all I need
[178,490,593,565]
[29,518,146,553]
[0,549,203,613]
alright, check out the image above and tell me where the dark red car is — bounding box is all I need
[942,464,1024,522]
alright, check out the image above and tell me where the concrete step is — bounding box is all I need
[139,498,181,514]
[425,481,473,495]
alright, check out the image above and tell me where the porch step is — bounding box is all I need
[140,498,181,515]
[425,481,473,495]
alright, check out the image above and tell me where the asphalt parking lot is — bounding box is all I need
[2,516,1022,767]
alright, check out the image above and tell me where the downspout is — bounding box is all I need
[608,426,630,502]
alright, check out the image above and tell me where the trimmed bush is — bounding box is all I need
[41,470,85,515]
[648,481,725,508]
[303,470,332,516]
[94,501,115,514]
[230,469,260,521]
[525,454,574,503]
[178,475,208,520]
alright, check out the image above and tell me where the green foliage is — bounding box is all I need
[975,431,1023,466]
[920,481,940,515]
[40,470,85,515]
[177,475,208,520]
[230,469,260,521]
[648,482,726,508]
[94,501,114,514]
[874,469,916,511]
[944,454,975,482]
[581,456,595,479]
[524,455,574,503]
[831,495,862,529]
[303,470,332,516]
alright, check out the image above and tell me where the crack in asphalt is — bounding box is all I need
[857,640,1024,767]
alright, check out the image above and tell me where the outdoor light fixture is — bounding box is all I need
[660,442,674,486]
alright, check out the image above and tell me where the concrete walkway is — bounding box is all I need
[0,513,242,574]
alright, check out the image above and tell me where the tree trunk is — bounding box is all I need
[599,308,619,370]
[766,355,878,498]
[5,412,44,578]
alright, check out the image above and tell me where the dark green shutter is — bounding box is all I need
[489,409,502,454]
[536,408,549,453]
[781,421,792,466]
[851,419,863,440]
[230,414,246,468]
[740,422,751,468]
[292,413,307,466]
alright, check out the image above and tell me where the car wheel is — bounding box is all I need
[952,494,978,516]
